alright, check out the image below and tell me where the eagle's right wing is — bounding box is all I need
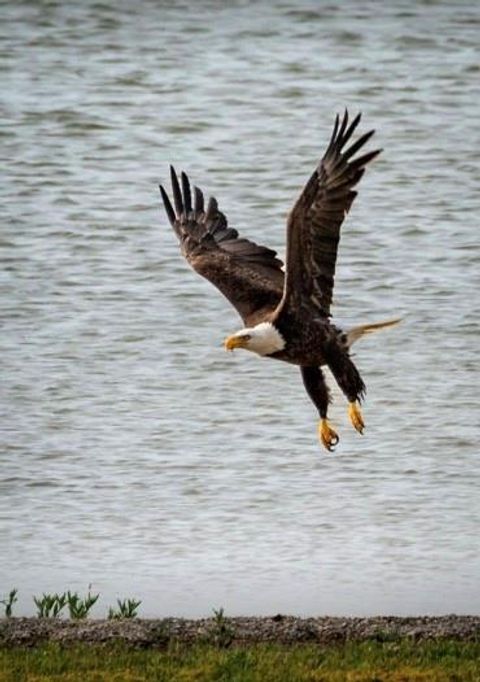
[160,167,284,326]
[279,111,381,318]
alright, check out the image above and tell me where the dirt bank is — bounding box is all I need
[1,615,479,648]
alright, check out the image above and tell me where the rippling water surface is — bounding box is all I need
[1,0,479,617]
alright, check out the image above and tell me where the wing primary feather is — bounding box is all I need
[170,165,183,216]
[194,186,204,213]
[206,196,218,221]
[159,185,176,227]
[181,172,192,213]
[343,129,375,161]
[336,109,349,144]
[326,113,340,153]
[339,111,362,148]
[349,168,365,186]
[348,148,382,171]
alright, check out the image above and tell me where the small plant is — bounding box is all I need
[33,593,67,618]
[207,607,235,648]
[66,589,99,619]
[0,588,18,618]
[108,598,142,620]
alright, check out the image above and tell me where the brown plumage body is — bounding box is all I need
[160,111,398,450]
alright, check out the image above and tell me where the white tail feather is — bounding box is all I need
[346,318,401,347]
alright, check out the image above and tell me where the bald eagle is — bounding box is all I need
[160,111,399,451]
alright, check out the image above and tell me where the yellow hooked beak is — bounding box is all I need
[224,335,249,352]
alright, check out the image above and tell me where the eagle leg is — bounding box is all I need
[318,419,340,452]
[326,352,366,436]
[300,366,339,452]
[348,401,365,435]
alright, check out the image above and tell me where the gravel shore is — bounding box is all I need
[1,615,479,648]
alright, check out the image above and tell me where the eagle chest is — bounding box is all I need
[271,315,334,367]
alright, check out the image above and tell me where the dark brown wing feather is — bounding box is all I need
[278,110,381,317]
[160,167,284,325]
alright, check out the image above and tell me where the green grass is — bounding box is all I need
[1,639,480,682]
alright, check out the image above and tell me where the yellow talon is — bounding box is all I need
[318,419,339,452]
[348,401,365,434]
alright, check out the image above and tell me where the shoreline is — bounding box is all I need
[2,615,479,648]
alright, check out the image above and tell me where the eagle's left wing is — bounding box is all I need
[277,111,381,318]
[160,167,284,326]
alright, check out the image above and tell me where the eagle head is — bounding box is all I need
[224,322,285,356]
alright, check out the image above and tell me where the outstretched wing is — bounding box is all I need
[160,167,284,325]
[278,111,381,317]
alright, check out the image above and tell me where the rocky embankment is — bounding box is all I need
[1,615,479,648]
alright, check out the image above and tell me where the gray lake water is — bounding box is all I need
[1,0,479,618]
